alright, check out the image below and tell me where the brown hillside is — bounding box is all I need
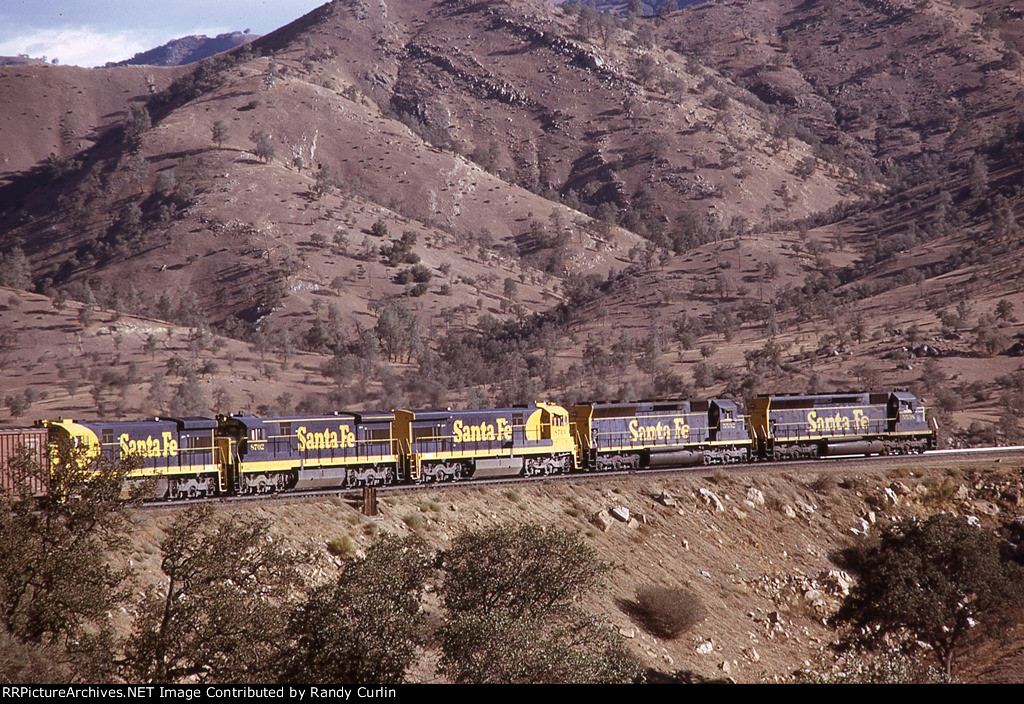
[0,0,1021,443]
[0,64,182,183]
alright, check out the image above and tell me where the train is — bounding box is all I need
[0,391,938,500]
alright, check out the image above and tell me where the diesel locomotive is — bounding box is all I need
[0,391,937,500]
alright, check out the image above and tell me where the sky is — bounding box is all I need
[0,1,327,67]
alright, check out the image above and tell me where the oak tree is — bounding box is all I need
[834,514,1023,679]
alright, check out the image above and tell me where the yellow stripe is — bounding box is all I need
[773,431,933,442]
[129,465,220,477]
[239,456,396,473]
[595,439,753,450]
[415,445,575,461]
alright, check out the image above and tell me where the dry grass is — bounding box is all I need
[808,474,835,495]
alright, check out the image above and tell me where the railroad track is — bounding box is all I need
[137,445,1024,511]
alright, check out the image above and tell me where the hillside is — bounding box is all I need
[0,0,1020,444]
[0,64,182,182]
[124,453,1024,683]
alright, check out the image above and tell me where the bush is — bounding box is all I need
[280,535,432,684]
[629,585,707,639]
[326,535,354,556]
[438,525,638,684]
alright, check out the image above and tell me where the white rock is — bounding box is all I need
[610,506,630,522]
[966,515,981,527]
[696,640,714,655]
[783,504,797,519]
[699,487,725,513]
[746,487,765,506]
[619,627,636,639]
[820,569,853,596]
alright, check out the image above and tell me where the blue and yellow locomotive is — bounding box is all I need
[14,390,937,500]
[749,391,936,460]
[42,417,221,498]
[569,399,750,470]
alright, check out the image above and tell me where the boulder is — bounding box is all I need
[803,589,827,612]
[890,481,912,496]
[746,487,765,506]
[699,487,725,513]
[820,569,854,596]
[609,506,630,522]
[796,499,816,515]
[591,512,613,532]
[655,491,677,507]
[696,640,714,655]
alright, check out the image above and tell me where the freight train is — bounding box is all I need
[0,391,937,500]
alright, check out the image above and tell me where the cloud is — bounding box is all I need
[0,27,173,67]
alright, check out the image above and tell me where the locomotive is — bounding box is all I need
[0,391,937,500]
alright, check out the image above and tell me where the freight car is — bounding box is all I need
[0,427,49,497]
[6,390,937,501]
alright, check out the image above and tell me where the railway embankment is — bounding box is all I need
[120,451,1024,682]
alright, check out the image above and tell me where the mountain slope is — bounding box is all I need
[107,32,259,68]
[0,0,1020,443]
